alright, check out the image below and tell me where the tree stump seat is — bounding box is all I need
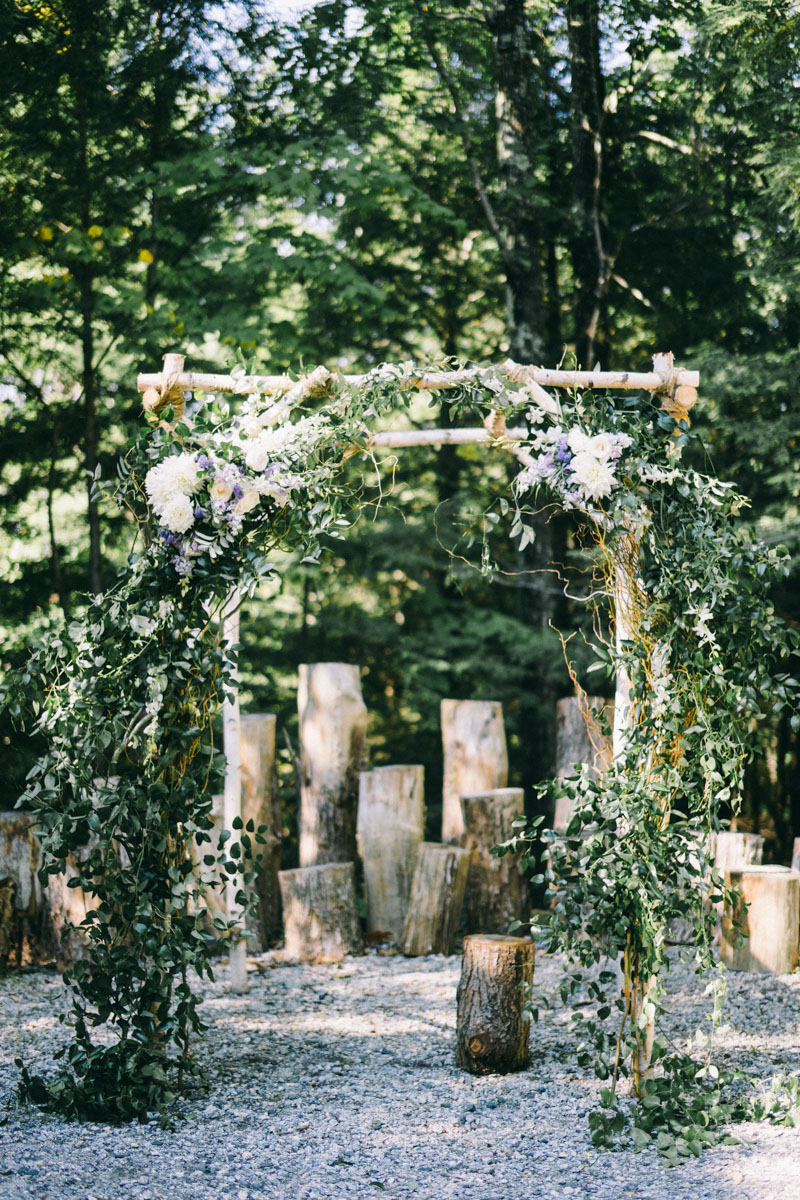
[456,934,535,1074]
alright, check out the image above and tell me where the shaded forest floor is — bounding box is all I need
[1,948,799,1199]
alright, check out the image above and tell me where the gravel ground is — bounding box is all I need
[1,946,800,1200]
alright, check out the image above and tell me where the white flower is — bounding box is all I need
[210,474,234,504]
[586,432,617,461]
[244,436,271,472]
[567,427,594,456]
[145,453,201,513]
[569,451,617,501]
[234,482,261,515]
[240,413,265,440]
[160,493,195,534]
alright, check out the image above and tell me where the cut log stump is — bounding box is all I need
[460,789,529,935]
[721,865,800,975]
[553,695,613,831]
[714,831,764,872]
[441,700,507,843]
[456,934,535,1074]
[401,842,470,956]
[278,862,363,963]
[357,765,425,941]
[240,713,282,949]
[298,663,369,867]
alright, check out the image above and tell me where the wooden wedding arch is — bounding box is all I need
[136,351,699,991]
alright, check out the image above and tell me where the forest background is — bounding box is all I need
[1,0,798,867]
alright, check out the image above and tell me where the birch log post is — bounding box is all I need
[240,713,283,949]
[441,700,508,843]
[721,866,800,975]
[401,843,470,956]
[455,934,535,1074]
[714,831,765,873]
[553,696,613,831]
[222,589,248,994]
[298,663,369,867]
[460,789,529,934]
[356,765,425,941]
[279,862,363,962]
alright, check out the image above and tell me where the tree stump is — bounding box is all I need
[0,810,93,964]
[721,865,800,975]
[0,877,17,968]
[401,842,470,956]
[298,663,369,867]
[240,713,283,948]
[460,789,530,934]
[441,700,508,843]
[714,831,764,872]
[278,862,363,962]
[456,934,535,1074]
[357,765,425,941]
[713,831,764,928]
[553,695,613,831]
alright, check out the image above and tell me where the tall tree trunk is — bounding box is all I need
[73,24,102,596]
[566,0,606,368]
[489,0,547,364]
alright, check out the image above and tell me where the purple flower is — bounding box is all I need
[555,447,572,464]
[233,484,244,500]
[158,529,178,546]
[194,507,204,519]
[196,454,213,469]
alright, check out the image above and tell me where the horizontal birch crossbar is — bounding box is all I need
[137,362,699,397]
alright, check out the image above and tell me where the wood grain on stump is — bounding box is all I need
[298,663,368,867]
[357,765,425,941]
[460,789,529,934]
[721,865,800,975]
[441,700,507,843]
[553,695,613,832]
[279,862,363,963]
[456,934,535,1074]
[401,842,470,956]
[240,713,282,948]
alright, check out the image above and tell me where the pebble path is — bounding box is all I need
[1,948,799,1199]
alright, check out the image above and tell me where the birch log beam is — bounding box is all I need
[460,789,529,934]
[401,843,471,956]
[721,866,800,975]
[279,862,363,962]
[455,934,535,1074]
[222,589,248,994]
[298,663,369,867]
[441,700,508,843]
[553,696,613,831]
[356,765,425,941]
[240,713,283,949]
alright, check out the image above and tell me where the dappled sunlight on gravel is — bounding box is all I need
[1,948,799,1199]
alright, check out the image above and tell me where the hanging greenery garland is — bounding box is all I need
[4,360,797,1144]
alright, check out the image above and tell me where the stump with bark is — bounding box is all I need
[278,862,363,962]
[240,713,283,948]
[456,934,535,1074]
[721,865,800,975]
[357,764,425,941]
[401,842,470,956]
[441,700,508,843]
[298,663,369,867]
[460,789,529,934]
[553,695,613,831]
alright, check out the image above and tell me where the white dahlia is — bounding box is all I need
[160,493,195,534]
[145,453,201,511]
[569,451,617,501]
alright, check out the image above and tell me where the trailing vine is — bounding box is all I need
[4,358,798,1142]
